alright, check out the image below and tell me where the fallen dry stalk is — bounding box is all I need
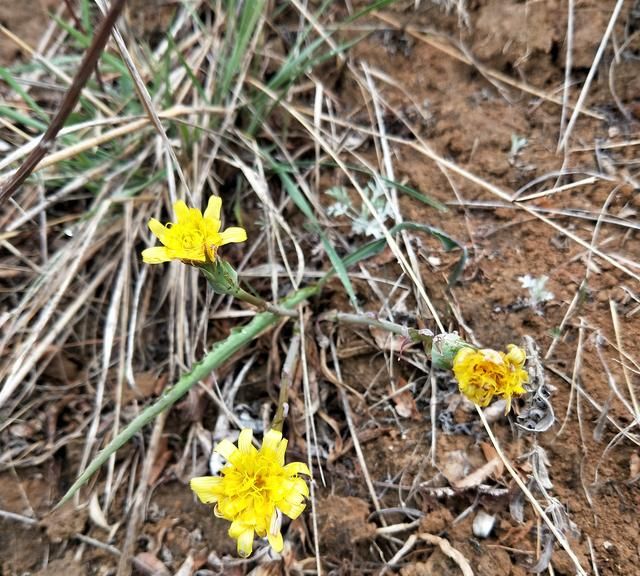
[477,409,587,575]
[419,533,474,576]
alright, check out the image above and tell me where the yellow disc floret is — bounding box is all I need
[142,196,247,264]
[190,428,310,557]
[452,344,528,411]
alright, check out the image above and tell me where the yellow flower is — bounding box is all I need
[452,344,528,411]
[190,428,310,558]
[142,197,247,264]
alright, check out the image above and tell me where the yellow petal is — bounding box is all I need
[236,529,254,558]
[238,428,254,453]
[452,347,474,368]
[190,476,222,503]
[284,461,311,477]
[279,497,306,520]
[173,200,191,222]
[291,477,310,498]
[204,196,222,221]
[229,520,249,539]
[505,344,526,367]
[262,429,283,453]
[276,438,287,465]
[142,246,172,263]
[218,227,247,246]
[481,348,504,365]
[147,218,168,244]
[215,438,239,461]
[267,530,284,553]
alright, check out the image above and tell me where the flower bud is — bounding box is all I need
[430,332,472,369]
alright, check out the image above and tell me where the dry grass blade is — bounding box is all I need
[557,0,626,150]
[253,79,446,331]
[610,301,640,422]
[298,308,322,575]
[0,0,126,201]
[0,200,112,406]
[93,0,191,196]
[477,409,587,576]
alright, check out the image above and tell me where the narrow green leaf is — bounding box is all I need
[216,0,266,103]
[0,105,48,131]
[331,222,467,285]
[166,34,209,103]
[0,68,49,121]
[275,166,359,310]
[271,161,447,213]
[380,176,448,212]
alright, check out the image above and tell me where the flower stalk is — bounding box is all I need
[320,310,434,346]
[199,260,297,318]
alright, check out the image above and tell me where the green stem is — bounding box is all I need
[320,310,434,346]
[232,286,298,318]
[56,284,319,508]
[198,260,297,317]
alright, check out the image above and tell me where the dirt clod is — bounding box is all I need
[316,495,376,556]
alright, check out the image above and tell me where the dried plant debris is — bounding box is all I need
[513,337,555,433]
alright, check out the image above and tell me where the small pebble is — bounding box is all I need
[472,510,496,538]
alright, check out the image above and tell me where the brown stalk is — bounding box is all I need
[0,0,127,203]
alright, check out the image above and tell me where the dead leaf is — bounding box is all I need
[42,348,80,383]
[247,561,284,576]
[440,450,469,486]
[132,552,170,576]
[34,553,84,576]
[173,554,194,576]
[454,458,502,489]
[319,410,344,464]
[9,420,41,439]
[148,436,172,486]
[480,442,504,478]
[388,382,421,421]
[119,371,167,404]
[89,492,112,532]
[371,327,406,352]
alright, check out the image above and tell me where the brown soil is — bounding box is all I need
[2,1,640,575]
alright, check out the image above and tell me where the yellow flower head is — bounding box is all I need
[452,344,528,411]
[142,197,247,264]
[190,428,310,558]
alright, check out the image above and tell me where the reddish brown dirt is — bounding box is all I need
[2,1,640,575]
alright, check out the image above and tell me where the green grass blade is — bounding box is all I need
[0,105,48,131]
[275,165,360,310]
[166,34,209,103]
[52,14,128,76]
[0,68,49,122]
[216,0,266,103]
[275,161,447,213]
[379,176,448,212]
[335,222,467,285]
[80,0,91,33]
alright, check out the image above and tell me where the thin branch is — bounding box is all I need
[0,0,127,202]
